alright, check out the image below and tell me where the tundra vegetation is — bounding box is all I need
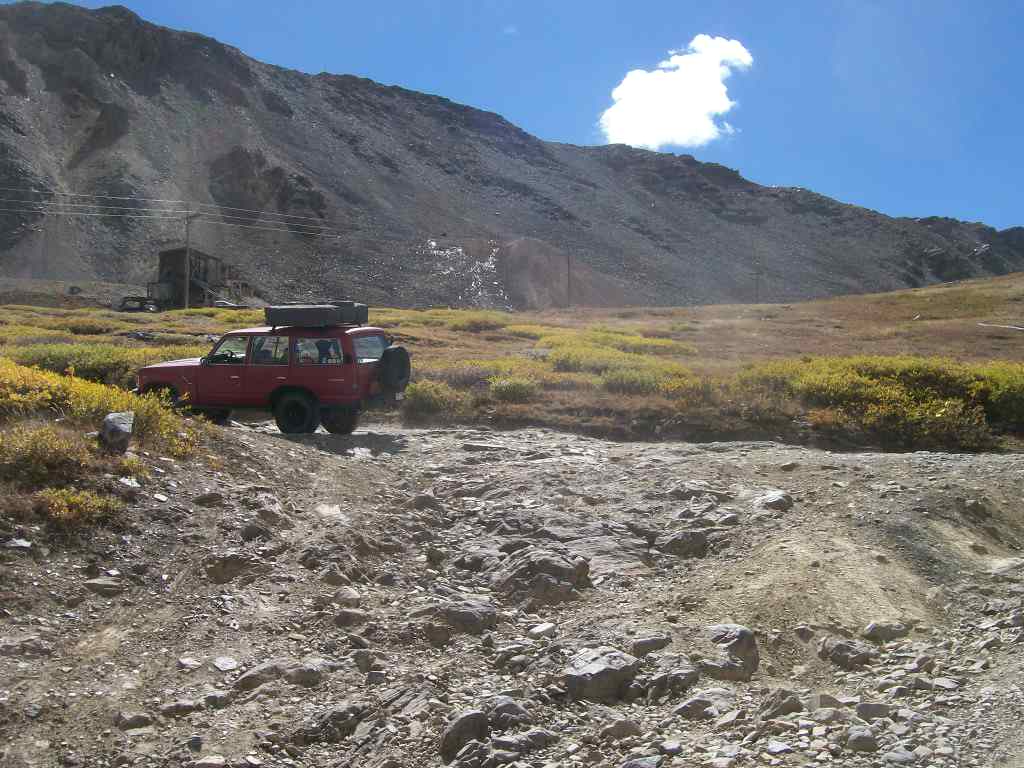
[2,272,1024,528]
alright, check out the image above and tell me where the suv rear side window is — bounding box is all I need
[353,334,387,363]
[207,335,249,365]
[251,335,289,365]
[295,337,343,365]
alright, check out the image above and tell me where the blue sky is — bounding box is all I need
[42,1,1024,228]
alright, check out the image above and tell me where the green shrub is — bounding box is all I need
[447,311,512,332]
[401,380,466,421]
[35,488,121,526]
[600,369,663,395]
[0,424,91,488]
[8,342,206,388]
[0,358,200,456]
[489,376,538,402]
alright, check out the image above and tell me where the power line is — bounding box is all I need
[0,184,192,205]
[197,211,343,235]
[195,201,333,224]
[0,205,184,221]
[0,184,340,227]
[192,216,343,237]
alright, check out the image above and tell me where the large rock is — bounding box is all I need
[674,688,735,720]
[654,530,708,558]
[487,697,532,730]
[439,600,497,634]
[818,636,879,670]
[84,576,124,597]
[99,411,134,453]
[203,552,271,584]
[291,701,369,746]
[845,725,879,752]
[760,688,803,719]
[440,709,489,763]
[489,546,590,606]
[700,624,759,681]
[753,490,793,511]
[563,646,641,703]
[862,621,909,643]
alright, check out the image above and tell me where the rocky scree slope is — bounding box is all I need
[0,3,1021,307]
[3,421,1024,767]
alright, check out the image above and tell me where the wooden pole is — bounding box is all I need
[184,207,191,309]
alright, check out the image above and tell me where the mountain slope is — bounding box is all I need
[0,1,1019,308]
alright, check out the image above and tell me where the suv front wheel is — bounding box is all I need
[322,408,359,435]
[274,391,320,434]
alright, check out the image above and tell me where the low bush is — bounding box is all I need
[489,376,538,402]
[35,488,121,526]
[8,342,205,388]
[0,358,200,456]
[401,380,467,421]
[447,311,512,332]
[600,369,663,395]
[0,424,91,488]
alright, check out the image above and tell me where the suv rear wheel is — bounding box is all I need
[322,408,359,435]
[274,391,320,434]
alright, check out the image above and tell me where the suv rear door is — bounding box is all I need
[245,334,291,406]
[291,333,353,405]
[351,331,388,399]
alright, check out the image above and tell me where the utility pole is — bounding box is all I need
[183,208,200,309]
[566,251,572,308]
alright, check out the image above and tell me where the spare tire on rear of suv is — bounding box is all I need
[378,346,411,393]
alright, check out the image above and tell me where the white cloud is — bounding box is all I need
[502,24,519,36]
[599,34,753,150]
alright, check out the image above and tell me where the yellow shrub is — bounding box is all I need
[35,488,121,526]
[447,311,513,332]
[0,424,91,488]
[489,376,538,402]
[8,342,206,388]
[401,380,467,421]
[0,358,200,456]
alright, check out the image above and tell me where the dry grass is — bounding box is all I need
[3,272,1024,449]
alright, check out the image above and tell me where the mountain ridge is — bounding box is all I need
[0,1,1019,308]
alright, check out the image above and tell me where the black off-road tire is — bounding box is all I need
[200,408,232,426]
[378,345,411,393]
[322,408,359,435]
[274,391,320,434]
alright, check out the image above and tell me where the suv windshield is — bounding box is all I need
[208,335,249,364]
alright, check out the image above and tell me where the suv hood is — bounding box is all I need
[141,357,202,370]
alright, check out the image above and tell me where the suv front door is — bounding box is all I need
[198,335,249,405]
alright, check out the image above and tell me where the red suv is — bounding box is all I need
[135,319,410,434]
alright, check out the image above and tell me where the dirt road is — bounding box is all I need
[3,421,1024,767]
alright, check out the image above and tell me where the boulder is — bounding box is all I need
[84,577,124,597]
[601,718,642,741]
[760,688,803,719]
[845,725,879,752]
[291,701,368,746]
[439,600,497,634]
[862,621,909,642]
[115,711,153,730]
[99,411,134,453]
[655,530,708,558]
[630,634,672,657]
[563,646,641,703]
[818,636,879,670]
[487,697,532,730]
[440,709,489,763]
[489,546,590,606]
[753,490,793,511]
[700,624,759,681]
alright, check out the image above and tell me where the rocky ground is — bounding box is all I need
[3,419,1024,768]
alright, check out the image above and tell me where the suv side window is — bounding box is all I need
[207,335,249,365]
[251,335,289,365]
[295,337,344,365]
[353,334,387,363]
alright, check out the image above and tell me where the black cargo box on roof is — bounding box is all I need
[264,302,368,327]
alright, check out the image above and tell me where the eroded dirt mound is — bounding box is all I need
[2,423,1024,767]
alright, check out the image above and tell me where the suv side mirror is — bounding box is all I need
[199,356,208,366]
